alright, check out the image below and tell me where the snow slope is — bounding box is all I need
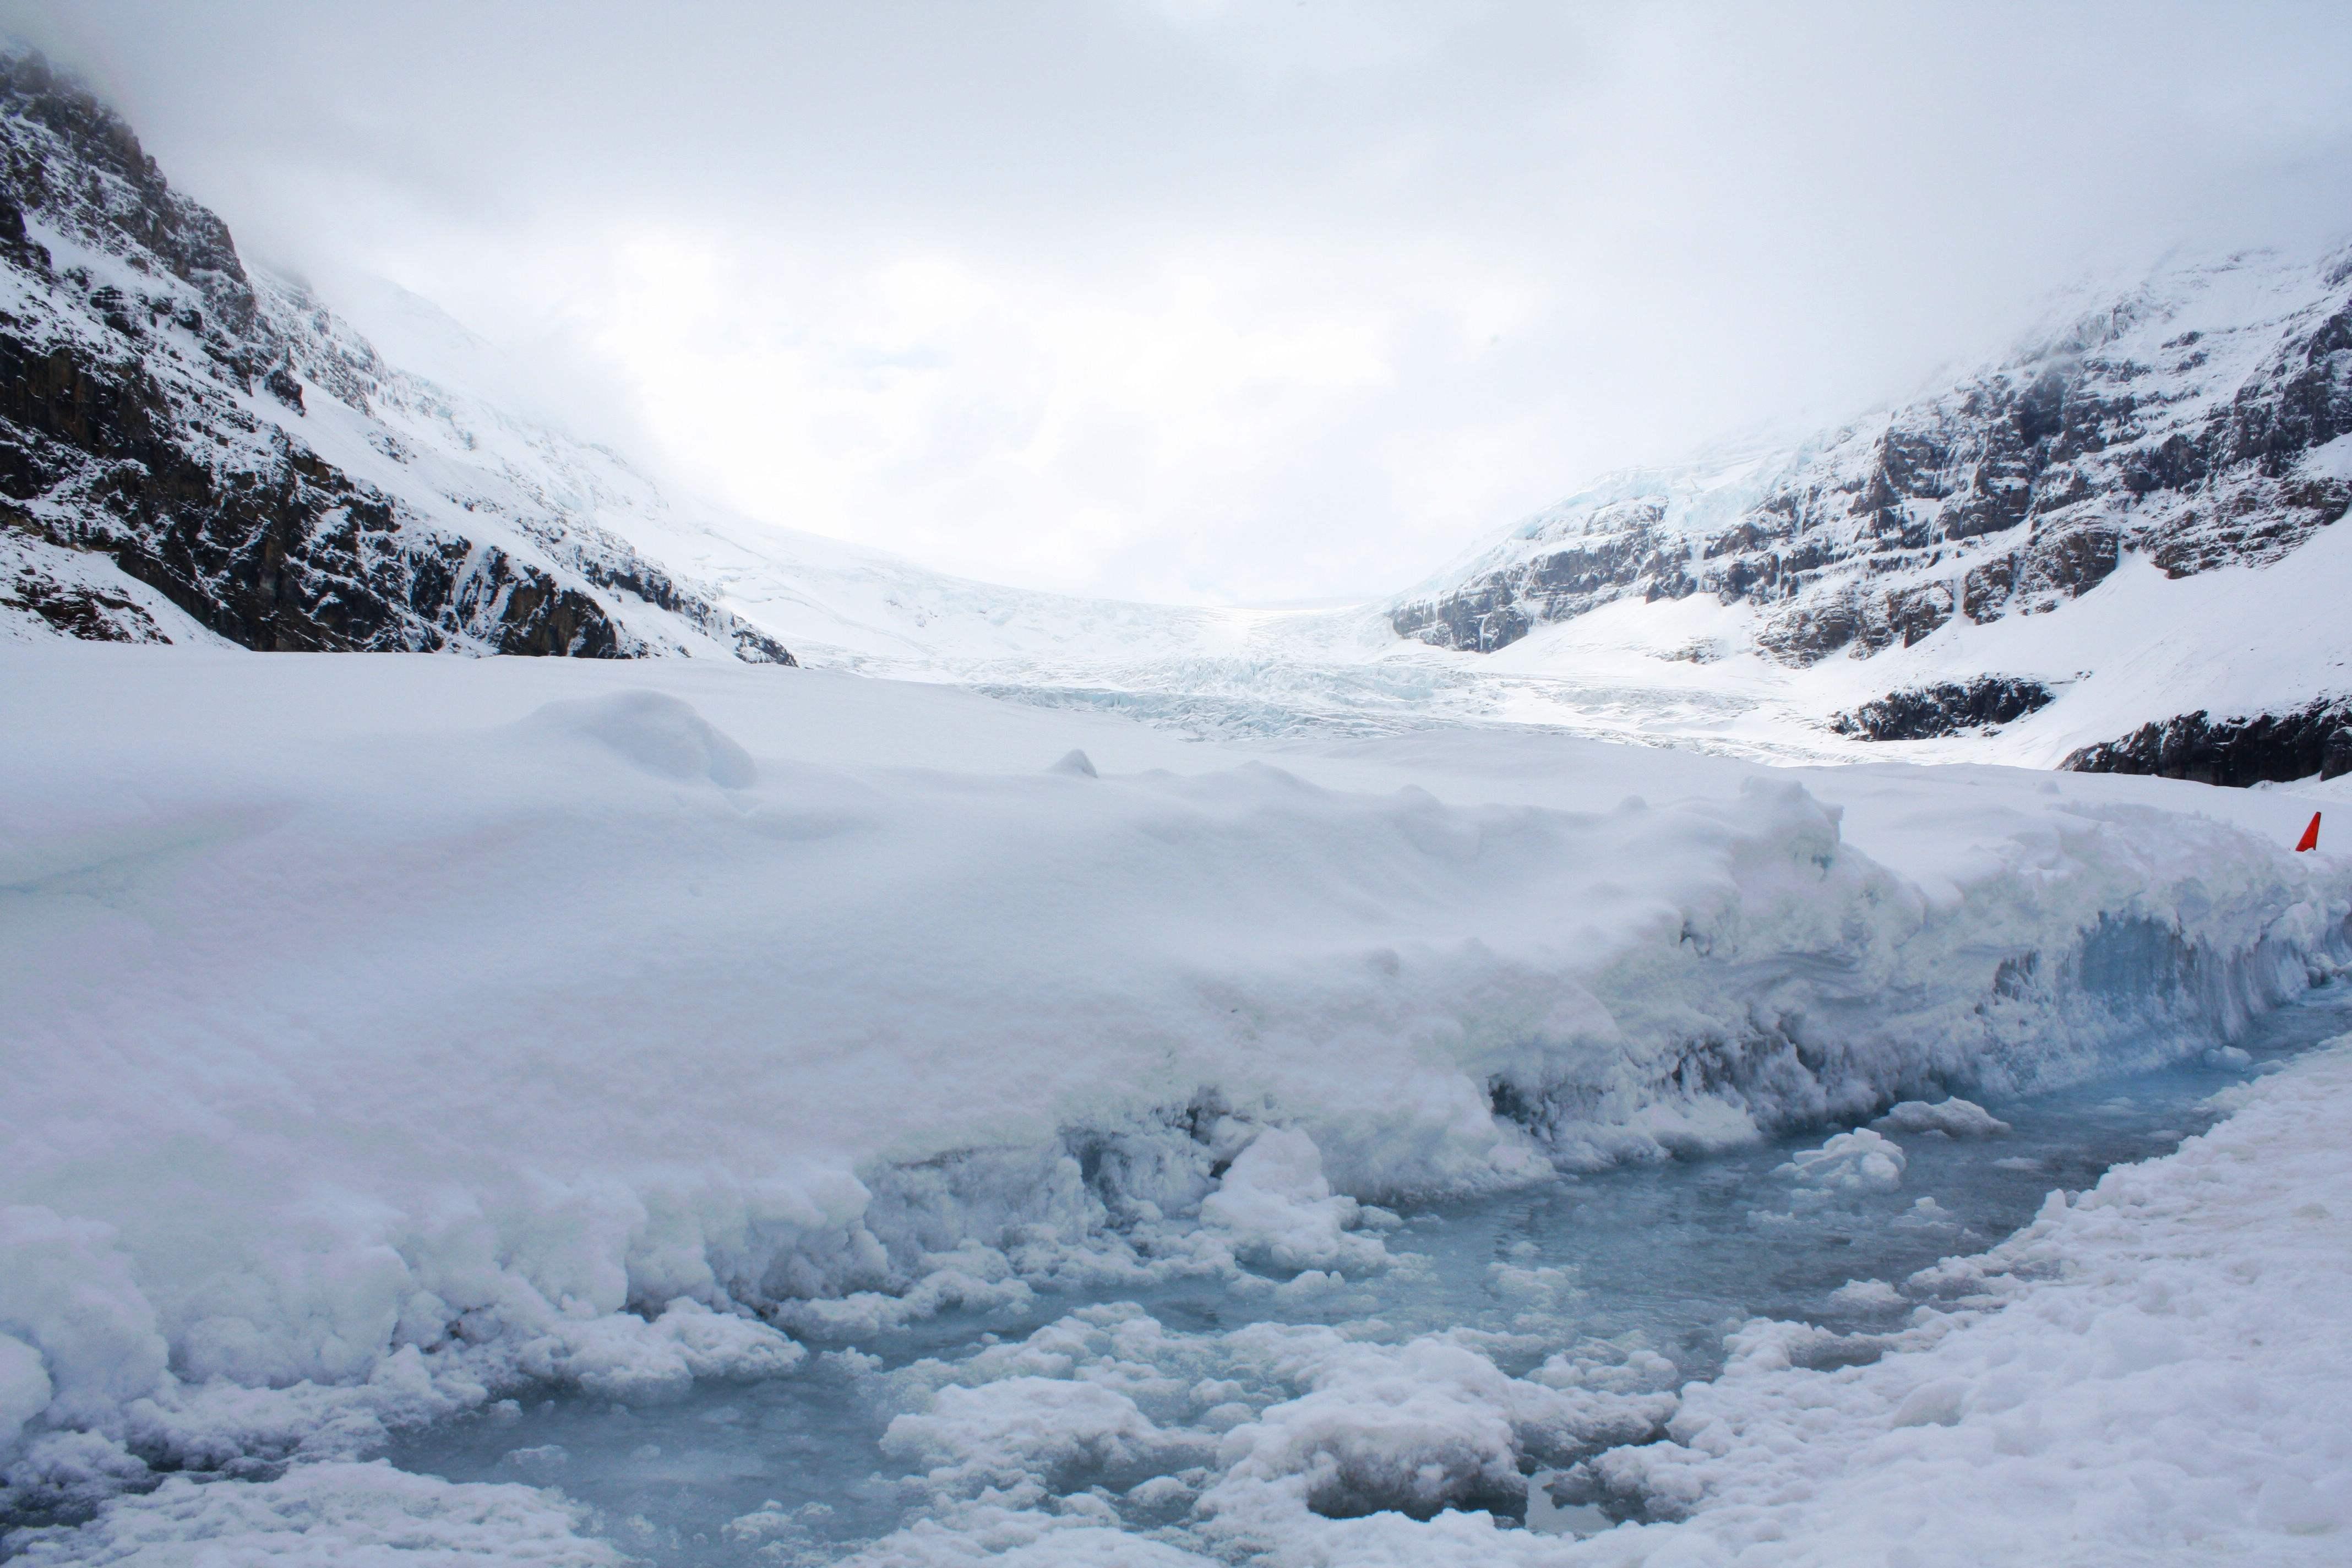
[1450,503,2352,768]
[2,641,2345,1530]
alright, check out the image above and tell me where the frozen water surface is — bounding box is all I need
[385,982,2352,1563]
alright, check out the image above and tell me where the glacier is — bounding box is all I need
[2,640,2348,1561]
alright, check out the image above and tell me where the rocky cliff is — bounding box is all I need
[2063,698,2352,786]
[1392,249,2352,669]
[0,52,793,662]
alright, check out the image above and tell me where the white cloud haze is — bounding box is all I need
[10,1,2352,602]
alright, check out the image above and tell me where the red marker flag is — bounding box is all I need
[2296,812,2322,852]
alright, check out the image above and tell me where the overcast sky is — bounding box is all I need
[10,2,2352,603]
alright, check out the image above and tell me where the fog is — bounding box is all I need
[11,1,2351,602]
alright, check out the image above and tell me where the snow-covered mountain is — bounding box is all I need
[0,51,796,663]
[1388,246,2352,781]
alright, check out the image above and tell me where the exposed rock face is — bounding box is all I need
[1830,677,2056,742]
[1392,251,2352,668]
[2062,698,2352,787]
[0,52,793,663]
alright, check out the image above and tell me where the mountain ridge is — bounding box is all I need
[0,49,796,663]
[1388,245,2352,665]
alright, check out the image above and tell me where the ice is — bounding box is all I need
[0,1208,168,1438]
[883,1376,1194,1494]
[0,1338,48,1457]
[300,987,2329,1567]
[1774,1129,1907,1200]
[1197,1129,1386,1274]
[1581,1032,2352,1565]
[1824,1278,1905,1311]
[2,1461,625,1566]
[1872,1097,2012,1137]
[513,1299,804,1403]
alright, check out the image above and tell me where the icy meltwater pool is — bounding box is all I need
[389,984,2352,1563]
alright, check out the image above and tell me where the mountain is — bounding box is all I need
[0,52,793,662]
[1385,247,2352,781]
[1391,249,2351,662]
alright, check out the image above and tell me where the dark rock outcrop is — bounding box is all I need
[2062,698,2352,787]
[0,327,617,653]
[0,51,793,663]
[1830,677,2056,742]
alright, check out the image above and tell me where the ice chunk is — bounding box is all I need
[882,1377,1185,1489]
[1775,1128,1907,1200]
[1826,1278,1904,1311]
[0,1207,168,1431]
[1873,1097,2012,1137]
[499,1443,569,1480]
[1049,749,1099,777]
[1199,1129,1385,1273]
[518,1299,804,1402]
[1215,1339,1527,1520]
[6,1460,627,1564]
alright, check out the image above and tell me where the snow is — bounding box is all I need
[3,636,2349,1553]
[1197,1129,1386,1275]
[1366,243,2352,768]
[1576,1035,2352,1565]
[755,1032,2352,1568]
[9,75,2352,1565]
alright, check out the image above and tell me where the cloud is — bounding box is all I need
[10,0,2351,601]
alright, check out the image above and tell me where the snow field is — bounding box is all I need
[2,641,2348,1531]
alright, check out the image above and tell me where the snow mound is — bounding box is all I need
[519,689,758,787]
[516,1299,803,1403]
[1199,1129,1386,1275]
[885,1377,1194,1493]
